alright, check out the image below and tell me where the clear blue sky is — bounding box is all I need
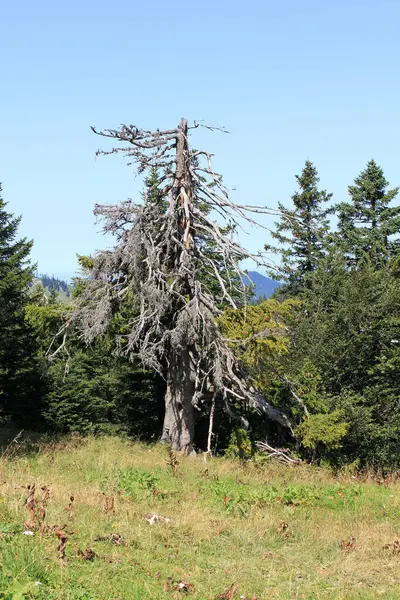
[2,0,400,280]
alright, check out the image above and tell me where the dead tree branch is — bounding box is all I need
[75,118,293,441]
[256,441,301,465]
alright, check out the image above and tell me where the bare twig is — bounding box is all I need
[206,394,216,456]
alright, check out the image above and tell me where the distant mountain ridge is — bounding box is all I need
[30,273,71,303]
[36,273,70,295]
[247,271,280,299]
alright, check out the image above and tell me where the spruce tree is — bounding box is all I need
[143,166,168,212]
[0,183,41,422]
[265,160,331,295]
[335,159,400,267]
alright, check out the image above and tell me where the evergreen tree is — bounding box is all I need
[48,286,59,304]
[0,183,42,423]
[25,254,165,436]
[142,166,168,213]
[289,255,387,395]
[278,250,400,468]
[266,161,331,295]
[335,159,400,267]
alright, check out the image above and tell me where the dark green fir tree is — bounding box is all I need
[335,159,400,267]
[266,160,331,296]
[0,183,43,423]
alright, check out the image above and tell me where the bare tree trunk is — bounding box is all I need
[161,349,195,454]
[206,394,216,455]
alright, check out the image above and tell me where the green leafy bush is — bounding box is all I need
[296,411,349,451]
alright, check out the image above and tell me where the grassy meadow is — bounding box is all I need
[0,435,400,599]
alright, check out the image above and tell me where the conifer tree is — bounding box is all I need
[0,183,41,422]
[335,159,400,267]
[142,166,168,212]
[265,161,331,295]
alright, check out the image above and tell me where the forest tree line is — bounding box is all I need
[2,120,400,470]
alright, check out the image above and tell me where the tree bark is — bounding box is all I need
[161,348,195,454]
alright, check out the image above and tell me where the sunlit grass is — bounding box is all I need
[0,435,400,599]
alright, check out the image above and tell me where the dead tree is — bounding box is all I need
[76,118,292,453]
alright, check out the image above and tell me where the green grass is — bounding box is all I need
[1,436,400,599]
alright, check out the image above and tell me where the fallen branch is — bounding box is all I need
[256,441,301,465]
